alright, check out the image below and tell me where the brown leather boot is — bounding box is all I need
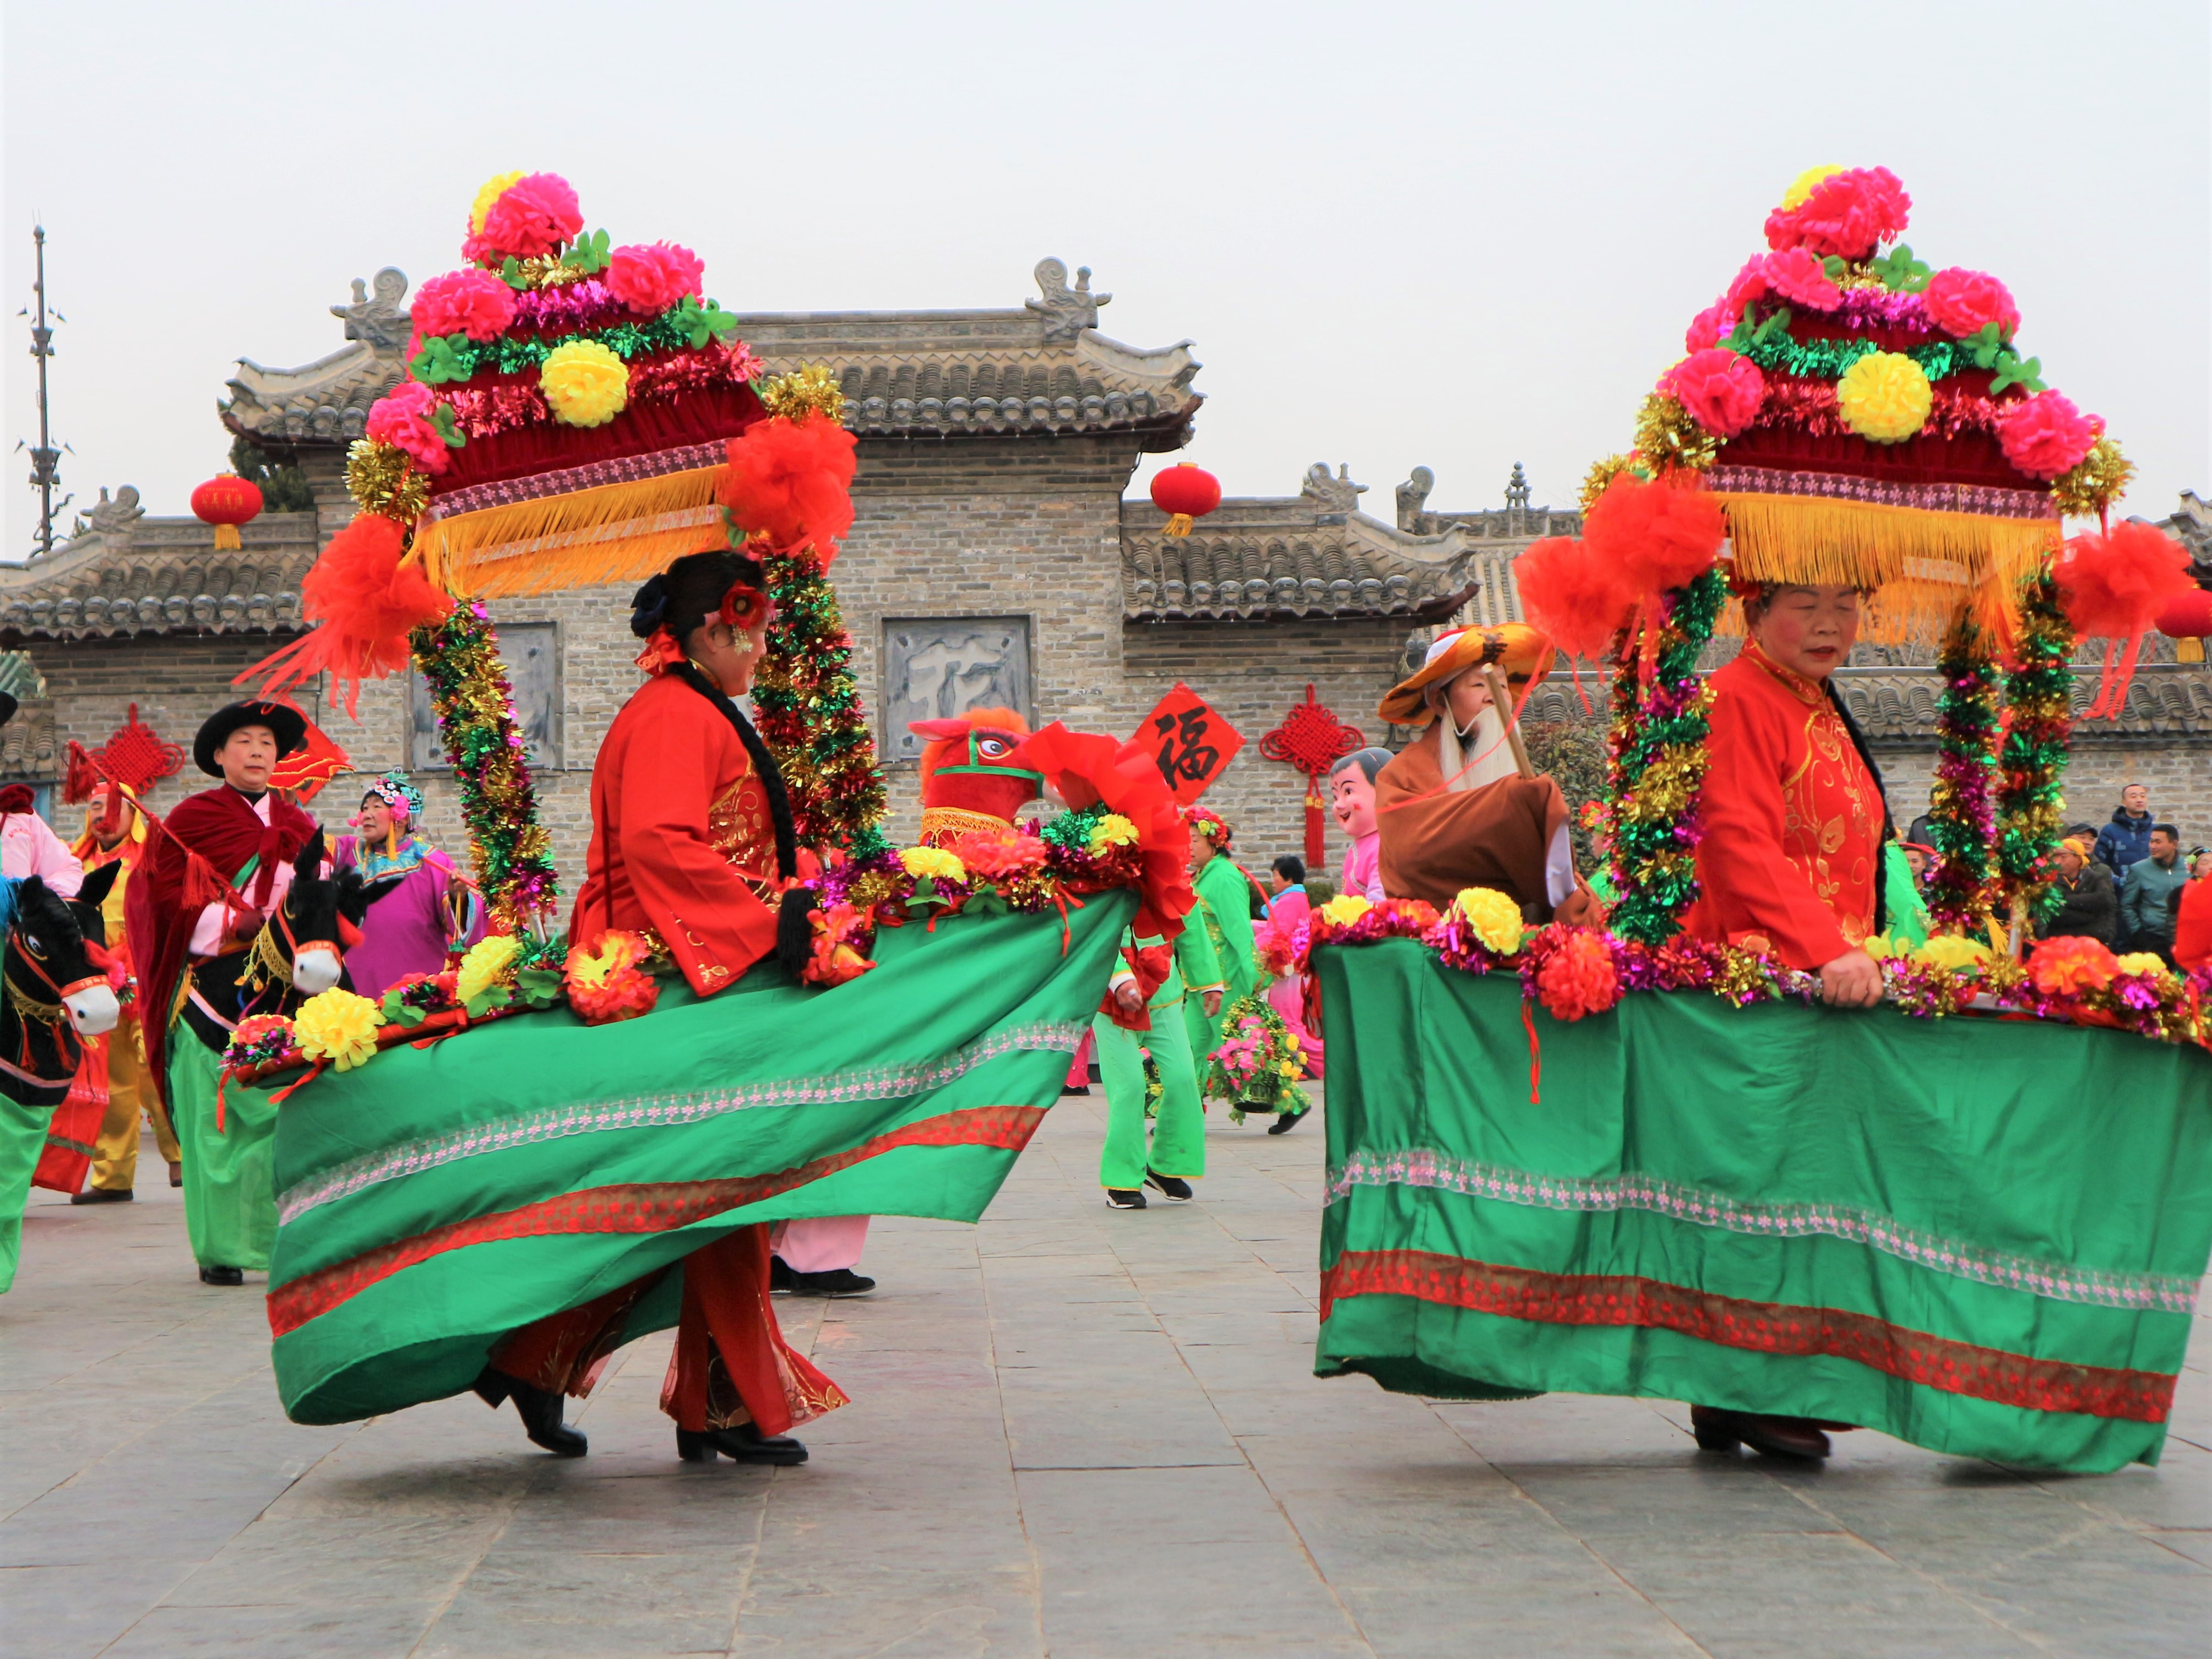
[1690,1406,1831,1460]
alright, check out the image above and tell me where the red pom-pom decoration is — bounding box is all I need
[718,412,858,562]
[1515,535,1634,668]
[564,930,662,1024]
[411,269,518,343]
[1763,166,1911,260]
[1583,472,1726,598]
[1999,391,2100,482]
[238,514,453,717]
[1534,929,1621,1022]
[2057,520,2197,717]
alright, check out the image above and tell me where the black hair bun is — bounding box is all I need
[629,575,671,639]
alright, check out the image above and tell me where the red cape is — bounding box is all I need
[127,785,316,1107]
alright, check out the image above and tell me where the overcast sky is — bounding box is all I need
[5,1,2206,559]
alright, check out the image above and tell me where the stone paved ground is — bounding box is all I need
[3,1091,2208,1659]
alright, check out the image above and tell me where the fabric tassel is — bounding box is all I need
[412,467,730,597]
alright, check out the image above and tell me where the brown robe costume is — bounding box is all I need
[1375,722,1568,915]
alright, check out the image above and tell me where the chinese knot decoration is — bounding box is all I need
[70,704,185,797]
[1258,684,1363,868]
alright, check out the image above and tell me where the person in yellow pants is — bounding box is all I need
[1097,918,1222,1210]
[70,781,180,1204]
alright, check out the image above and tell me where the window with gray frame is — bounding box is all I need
[410,621,561,771]
[881,617,1033,763]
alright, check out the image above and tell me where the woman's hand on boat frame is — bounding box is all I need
[1817,948,1883,1008]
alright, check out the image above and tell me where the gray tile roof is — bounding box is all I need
[0,514,320,640]
[1122,465,1481,622]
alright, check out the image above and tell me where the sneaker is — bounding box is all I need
[1105,1188,1147,1210]
[198,1265,244,1287]
[788,1268,876,1297]
[1144,1170,1193,1203]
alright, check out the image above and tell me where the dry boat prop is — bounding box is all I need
[1308,166,2212,1474]
[223,171,1197,1424]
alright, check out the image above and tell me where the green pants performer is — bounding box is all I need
[124,700,324,1286]
[1099,920,1221,1209]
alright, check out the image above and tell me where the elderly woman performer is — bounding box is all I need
[1678,579,1895,1461]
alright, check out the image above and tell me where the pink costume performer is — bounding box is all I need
[1329,748,1390,904]
[1262,876,1322,1078]
[332,770,485,998]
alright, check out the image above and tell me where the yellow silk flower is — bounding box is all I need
[900,846,967,884]
[2115,952,2174,980]
[456,933,523,1003]
[294,989,383,1073]
[1450,885,1524,955]
[1915,934,1992,972]
[541,339,631,428]
[1086,814,1139,855]
[1836,351,1932,444]
[1318,894,1373,927]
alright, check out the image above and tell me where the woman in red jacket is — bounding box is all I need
[475,548,844,1467]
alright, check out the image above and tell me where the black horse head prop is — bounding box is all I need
[0,866,124,1107]
[181,826,374,1056]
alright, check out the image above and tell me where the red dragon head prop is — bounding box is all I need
[912,708,1045,845]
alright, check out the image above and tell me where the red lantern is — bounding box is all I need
[191,473,264,551]
[1149,463,1222,537]
[2156,588,2212,639]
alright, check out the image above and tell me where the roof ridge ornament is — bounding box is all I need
[1301,463,1366,516]
[1027,258,1108,342]
[330,269,412,357]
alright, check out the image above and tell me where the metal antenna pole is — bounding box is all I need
[23,224,66,559]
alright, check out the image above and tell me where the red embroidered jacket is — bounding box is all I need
[1682,644,1883,971]
[570,673,781,997]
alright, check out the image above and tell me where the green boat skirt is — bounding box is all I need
[269,895,1132,1424]
[1313,940,2212,1473]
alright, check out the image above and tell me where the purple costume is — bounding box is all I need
[334,770,485,997]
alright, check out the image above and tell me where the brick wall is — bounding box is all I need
[1876,743,2212,848]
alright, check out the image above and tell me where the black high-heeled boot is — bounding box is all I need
[472,1366,588,1457]
[675,1422,808,1466]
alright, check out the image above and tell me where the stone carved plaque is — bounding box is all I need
[882,618,1032,763]
[411,621,561,771]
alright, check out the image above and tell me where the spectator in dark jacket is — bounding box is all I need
[2121,825,2188,962]
[2038,835,2118,947]
[2094,785,2155,877]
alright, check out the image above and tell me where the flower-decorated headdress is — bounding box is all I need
[358,768,426,822]
[1185,805,1232,846]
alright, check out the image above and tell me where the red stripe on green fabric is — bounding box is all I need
[1320,1248,2175,1423]
[268,1103,1044,1337]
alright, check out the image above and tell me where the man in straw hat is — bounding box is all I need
[1373,624,1594,921]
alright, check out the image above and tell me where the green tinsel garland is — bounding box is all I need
[1605,566,1726,944]
[410,601,560,931]
[1993,569,2076,927]
[1738,328,1973,384]
[1922,611,2001,934]
[752,549,890,861]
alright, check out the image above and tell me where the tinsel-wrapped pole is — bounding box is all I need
[1923,608,2001,935]
[410,602,559,931]
[1992,566,2075,935]
[1605,565,1725,943]
[753,546,890,862]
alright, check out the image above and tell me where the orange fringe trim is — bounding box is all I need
[409,466,731,597]
[1711,493,2060,647]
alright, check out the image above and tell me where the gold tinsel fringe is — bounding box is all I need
[410,466,730,596]
[1712,493,2058,646]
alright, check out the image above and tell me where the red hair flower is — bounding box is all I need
[365,381,450,476]
[1763,166,1911,260]
[1999,391,2100,481]
[1663,349,1767,439]
[1760,248,1843,311]
[1922,268,2020,341]
[605,241,705,317]
[2026,935,2119,997]
[1534,928,1620,1021]
[411,269,518,342]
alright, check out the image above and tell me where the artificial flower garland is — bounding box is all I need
[1204,992,1313,1124]
[1922,611,2001,933]
[1993,568,2075,929]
